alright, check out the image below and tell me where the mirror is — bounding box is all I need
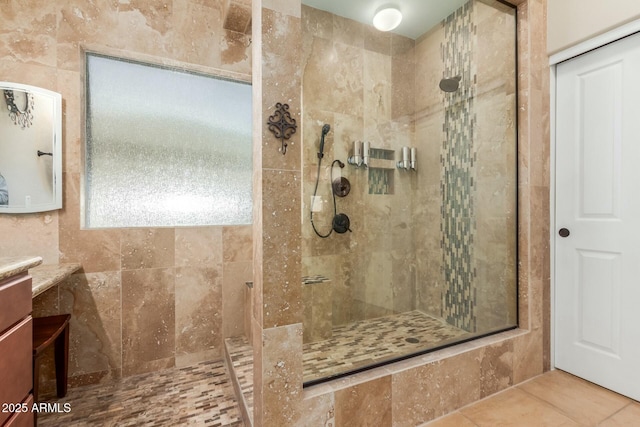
[0,82,62,213]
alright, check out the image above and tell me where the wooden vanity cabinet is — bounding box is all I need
[0,272,34,427]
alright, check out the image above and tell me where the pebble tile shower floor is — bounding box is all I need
[303,310,469,382]
[38,360,244,427]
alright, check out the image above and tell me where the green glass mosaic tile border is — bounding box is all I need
[440,1,477,333]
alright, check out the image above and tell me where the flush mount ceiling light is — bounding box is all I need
[373,7,403,32]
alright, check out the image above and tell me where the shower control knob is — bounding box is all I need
[558,228,570,237]
[332,177,351,197]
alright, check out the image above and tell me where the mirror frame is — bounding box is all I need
[0,82,63,213]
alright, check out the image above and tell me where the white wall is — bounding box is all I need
[548,0,640,54]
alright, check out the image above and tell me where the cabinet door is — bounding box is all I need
[3,395,34,427]
[0,273,32,334]
[0,317,32,426]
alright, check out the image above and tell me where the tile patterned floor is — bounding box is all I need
[38,360,244,427]
[35,350,640,426]
[303,310,469,382]
[424,369,640,427]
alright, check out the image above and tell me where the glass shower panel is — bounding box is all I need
[301,0,518,385]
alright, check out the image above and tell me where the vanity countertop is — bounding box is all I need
[0,257,82,298]
[0,256,43,282]
[30,262,82,298]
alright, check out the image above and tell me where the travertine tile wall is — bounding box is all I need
[413,24,447,320]
[0,0,253,388]
[251,0,304,425]
[300,5,417,336]
[474,0,519,332]
[301,0,518,341]
[255,0,550,425]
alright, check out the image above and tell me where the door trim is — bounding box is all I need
[549,18,640,65]
[550,19,640,371]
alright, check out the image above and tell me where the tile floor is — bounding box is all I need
[303,310,470,383]
[34,351,639,426]
[38,360,244,427]
[424,369,640,427]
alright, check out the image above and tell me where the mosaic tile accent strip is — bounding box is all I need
[368,167,394,195]
[303,310,468,383]
[38,360,244,427]
[302,275,331,285]
[440,0,478,332]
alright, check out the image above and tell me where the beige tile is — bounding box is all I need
[0,2,57,67]
[175,267,222,360]
[480,340,514,398]
[260,324,303,426]
[512,331,543,383]
[60,272,122,378]
[59,228,122,273]
[174,226,222,268]
[599,402,640,427]
[32,285,60,317]
[261,169,302,327]
[518,370,630,425]
[295,393,335,426]
[121,228,175,271]
[57,70,82,175]
[393,348,483,425]
[460,388,579,427]
[122,268,175,376]
[223,0,251,33]
[0,212,59,264]
[222,225,253,262]
[222,260,252,338]
[336,376,392,427]
[424,412,478,427]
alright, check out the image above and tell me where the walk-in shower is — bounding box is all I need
[301,0,518,385]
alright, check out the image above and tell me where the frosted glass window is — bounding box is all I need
[85,53,252,228]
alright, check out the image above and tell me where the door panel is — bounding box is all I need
[555,31,640,400]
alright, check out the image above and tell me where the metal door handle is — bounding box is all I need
[559,228,570,237]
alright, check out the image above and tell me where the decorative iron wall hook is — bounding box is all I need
[267,102,297,155]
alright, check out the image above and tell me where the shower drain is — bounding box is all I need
[405,337,420,344]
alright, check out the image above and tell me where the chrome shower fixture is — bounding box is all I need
[348,141,363,167]
[348,141,371,168]
[410,147,417,170]
[363,141,370,168]
[397,146,417,171]
[397,146,410,170]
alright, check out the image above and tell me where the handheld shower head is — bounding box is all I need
[318,124,331,158]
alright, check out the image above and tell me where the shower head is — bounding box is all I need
[439,76,462,93]
[318,124,331,158]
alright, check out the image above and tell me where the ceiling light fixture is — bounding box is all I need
[373,7,403,32]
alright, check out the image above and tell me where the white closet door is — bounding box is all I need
[555,31,640,400]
